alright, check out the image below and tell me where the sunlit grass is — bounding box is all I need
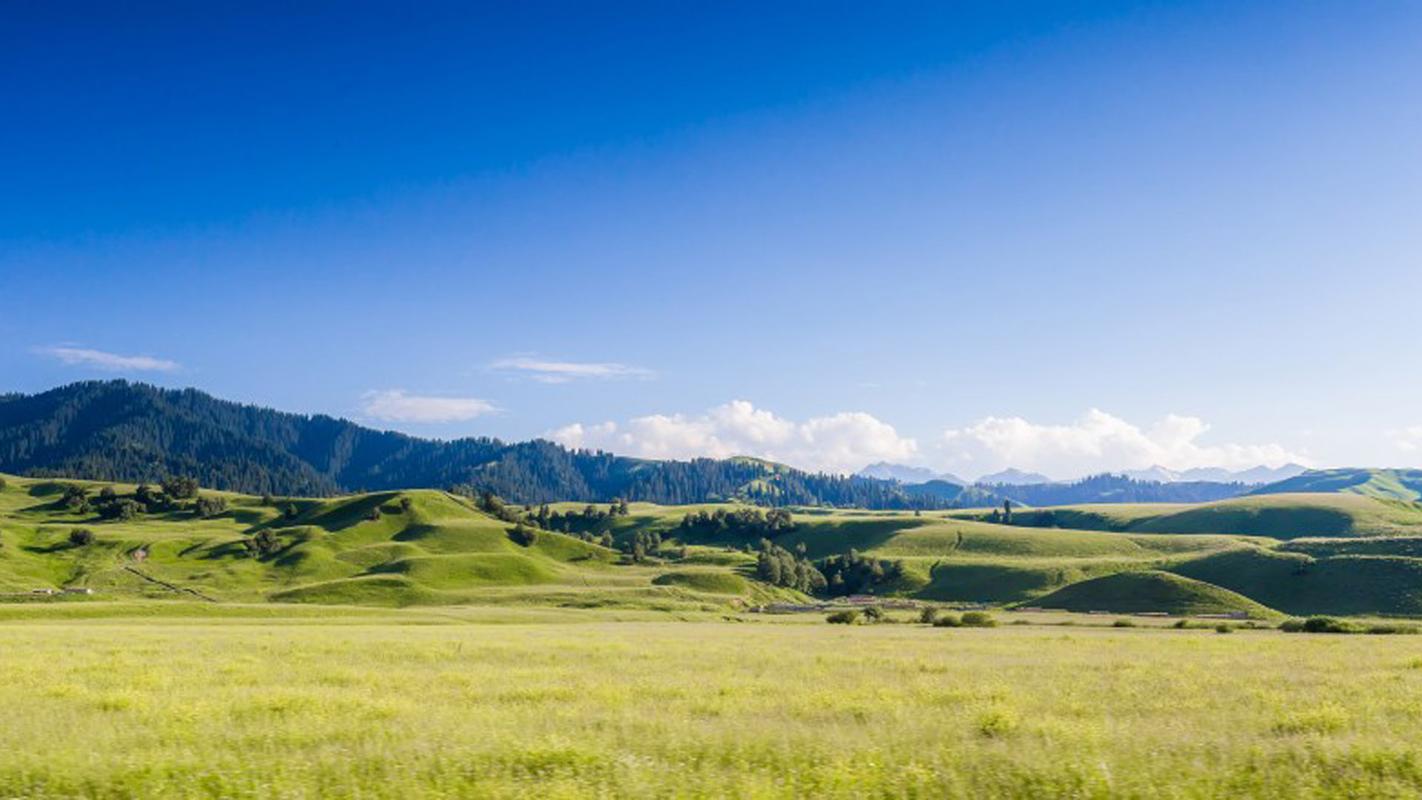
[6,612,1422,797]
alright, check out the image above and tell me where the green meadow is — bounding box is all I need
[8,473,1422,797]
[7,607,1422,798]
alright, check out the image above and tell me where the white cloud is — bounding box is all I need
[38,346,179,372]
[547,400,916,474]
[360,390,496,423]
[1390,426,1422,453]
[941,409,1310,479]
[491,356,654,384]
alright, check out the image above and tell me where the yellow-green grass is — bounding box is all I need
[7,613,1422,797]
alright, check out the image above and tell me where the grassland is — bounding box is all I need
[6,606,1422,798]
[8,472,1422,617]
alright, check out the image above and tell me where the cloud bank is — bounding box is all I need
[361,390,496,423]
[38,346,179,372]
[942,409,1309,479]
[548,400,917,474]
[549,404,1308,478]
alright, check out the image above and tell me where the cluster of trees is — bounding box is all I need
[622,529,661,563]
[242,529,281,558]
[55,476,226,522]
[817,550,906,596]
[460,490,631,537]
[679,508,795,538]
[756,538,827,593]
[508,523,538,547]
[534,500,631,535]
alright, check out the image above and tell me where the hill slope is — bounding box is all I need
[0,475,786,610]
[1250,468,1422,503]
[1028,570,1277,618]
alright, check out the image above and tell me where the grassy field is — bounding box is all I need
[6,606,1422,798]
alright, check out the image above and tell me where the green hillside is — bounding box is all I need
[9,471,1422,618]
[1027,570,1278,618]
[957,493,1422,539]
[0,475,783,611]
[1249,468,1422,502]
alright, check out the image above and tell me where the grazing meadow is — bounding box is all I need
[5,606,1422,799]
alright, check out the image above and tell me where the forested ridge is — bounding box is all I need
[0,382,923,506]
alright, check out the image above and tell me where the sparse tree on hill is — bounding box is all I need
[195,495,228,518]
[509,523,538,547]
[60,484,90,513]
[69,528,95,546]
[162,475,200,500]
[100,498,143,521]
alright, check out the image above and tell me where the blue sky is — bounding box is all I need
[4,1,1421,479]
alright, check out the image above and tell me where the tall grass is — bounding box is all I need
[4,615,1422,797]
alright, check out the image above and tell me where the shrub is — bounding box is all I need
[918,607,939,625]
[1366,623,1419,635]
[60,484,89,513]
[1304,616,1359,634]
[283,503,299,520]
[932,613,962,628]
[68,528,95,546]
[961,611,997,628]
[509,524,539,547]
[1215,624,1234,634]
[161,476,200,500]
[826,609,860,625]
[861,606,884,623]
[399,497,414,513]
[366,507,382,521]
[1172,619,1192,629]
[1112,619,1136,628]
[99,498,143,521]
[243,530,280,558]
[194,496,228,519]
[1281,616,1361,634]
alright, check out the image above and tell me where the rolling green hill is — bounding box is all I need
[1249,468,1422,502]
[955,493,1422,539]
[8,471,1422,618]
[0,475,789,610]
[1027,570,1278,618]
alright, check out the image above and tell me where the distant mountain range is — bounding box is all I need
[858,462,1309,487]
[857,461,969,486]
[977,468,1053,486]
[0,381,1359,510]
[1120,463,1309,485]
